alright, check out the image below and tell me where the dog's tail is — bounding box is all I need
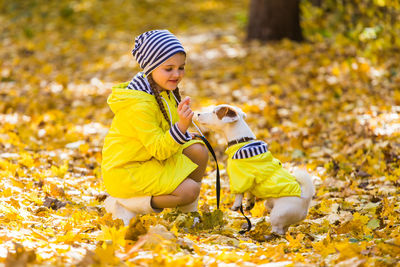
[293,168,315,201]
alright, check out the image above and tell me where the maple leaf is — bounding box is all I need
[94,243,120,266]
[5,243,36,267]
[96,225,127,249]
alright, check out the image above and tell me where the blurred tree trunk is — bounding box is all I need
[311,0,322,7]
[247,0,303,42]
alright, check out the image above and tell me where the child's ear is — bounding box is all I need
[216,106,239,123]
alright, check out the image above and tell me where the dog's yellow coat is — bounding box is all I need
[225,142,301,198]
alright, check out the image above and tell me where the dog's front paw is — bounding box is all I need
[230,205,240,211]
[264,233,281,241]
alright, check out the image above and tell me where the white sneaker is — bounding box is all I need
[104,196,136,225]
[178,196,199,213]
[104,195,163,225]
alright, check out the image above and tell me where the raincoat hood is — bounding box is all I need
[107,82,154,114]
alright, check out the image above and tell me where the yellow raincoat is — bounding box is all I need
[225,142,301,198]
[101,82,202,198]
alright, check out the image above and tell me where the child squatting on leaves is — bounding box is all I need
[101,30,209,225]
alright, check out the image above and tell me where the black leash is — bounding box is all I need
[239,204,252,234]
[194,134,220,209]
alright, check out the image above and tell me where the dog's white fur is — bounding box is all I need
[196,104,315,236]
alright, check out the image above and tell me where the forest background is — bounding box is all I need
[0,0,399,266]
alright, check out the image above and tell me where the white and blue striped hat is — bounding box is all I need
[132,30,185,76]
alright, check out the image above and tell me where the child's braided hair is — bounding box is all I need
[147,74,182,126]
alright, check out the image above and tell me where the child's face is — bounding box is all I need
[151,52,186,91]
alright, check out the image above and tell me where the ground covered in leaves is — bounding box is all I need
[1,0,400,266]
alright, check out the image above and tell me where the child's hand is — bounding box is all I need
[177,96,194,133]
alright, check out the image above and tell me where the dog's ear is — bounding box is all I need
[216,106,239,123]
[235,107,247,119]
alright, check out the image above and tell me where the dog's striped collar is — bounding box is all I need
[227,137,255,147]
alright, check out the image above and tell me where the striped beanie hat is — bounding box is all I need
[132,30,185,76]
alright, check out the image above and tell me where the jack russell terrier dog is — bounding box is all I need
[196,105,314,236]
